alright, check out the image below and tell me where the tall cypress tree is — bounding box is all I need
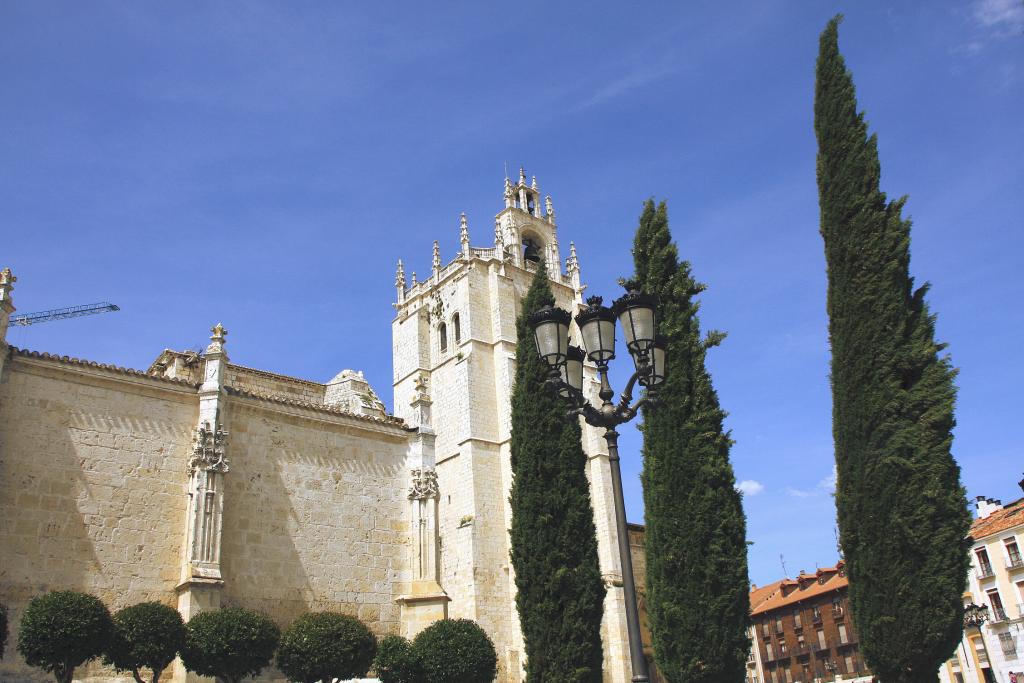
[631,199,750,683]
[815,16,970,683]
[509,263,605,683]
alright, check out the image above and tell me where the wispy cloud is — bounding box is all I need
[576,64,676,110]
[737,480,765,496]
[786,467,837,498]
[974,0,1024,32]
[954,0,1024,58]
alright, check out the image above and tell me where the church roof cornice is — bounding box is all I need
[224,385,406,431]
[9,346,200,388]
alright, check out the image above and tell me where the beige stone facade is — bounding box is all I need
[0,174,642,682]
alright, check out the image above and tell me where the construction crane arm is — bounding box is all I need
[10,302,120,327]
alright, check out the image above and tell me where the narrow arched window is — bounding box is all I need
[439,323,448,353]
[453,313,461,344]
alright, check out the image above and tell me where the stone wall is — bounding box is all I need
[0,350,413,683]
[0,353,198,682]
[220,396,411,635]
[226,364,326,404]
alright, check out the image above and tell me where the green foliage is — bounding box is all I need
[16,590,113,683]
[374,634,421,683]
[181,606,280,683]
[1,603,7,660]
[630,199,751,683]
[508,263,605,682]
[104,602,186,683]
[815,16,970,683]
[411,619,497,683]
[276,612,377,683]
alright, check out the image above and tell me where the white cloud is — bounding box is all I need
[737,480,764,496]
[786,487,816,498]
[974,0,1024,31]
[819,466,837,494]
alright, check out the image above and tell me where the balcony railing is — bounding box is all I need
[991,607,1009,623]
[977,564,996,580]
[811,611,823,624]
[834,635,858,648]
[794,643,812,656]
[831,606,845,619]
[1008,556,1024,571]
[812,640,830,653]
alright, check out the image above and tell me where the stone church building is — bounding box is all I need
[0,171,649,682]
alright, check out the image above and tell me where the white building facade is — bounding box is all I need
[940,491,1024,683]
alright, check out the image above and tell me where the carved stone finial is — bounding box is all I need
[413,372,429,398]
[189,420,229,475]
[545,195,554,218]
[0,267,15,309]
[531,175,538,190]
[519,166,526,184]
[396,259,406,289]
[568,242,579,271]
[409,468,439,500]
[432,240,441,273]
[504,177,513,197]
[206,323,228,355]
[411,271,418,285]
[459,213,470,256]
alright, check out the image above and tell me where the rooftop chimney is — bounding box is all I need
[976,496,1005,520]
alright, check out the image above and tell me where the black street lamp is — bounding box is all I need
[963,603,1001,682]
[528,288,662,683]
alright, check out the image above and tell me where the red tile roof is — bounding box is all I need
[750,562,846,616]
[970,497,1024,541]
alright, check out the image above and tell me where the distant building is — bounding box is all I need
[940,489,1024,683]
[748,562,871,683]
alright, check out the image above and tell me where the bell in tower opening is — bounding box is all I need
[522,235,543,264]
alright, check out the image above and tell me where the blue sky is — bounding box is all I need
[3,1,1022,586]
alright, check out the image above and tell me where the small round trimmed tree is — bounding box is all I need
[17,590,113,683]
[181,607,279,683]
[276,612,377,683]
[412,619,496,683]
[374,634,420,683]
[104,601,186,683]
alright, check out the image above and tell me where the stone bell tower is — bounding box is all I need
[392,171,634,682]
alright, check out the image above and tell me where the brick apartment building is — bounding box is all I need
[747,562,871,683]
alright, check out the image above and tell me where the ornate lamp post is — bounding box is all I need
[529,288,665,683]
[963,602,1001,682]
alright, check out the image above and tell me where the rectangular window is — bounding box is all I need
[817,629,826,649]
[998,632,1016,656]
[763,622,771,637]
[784,667,793,683]
[977,548,994,577]
[776,617,784,633]
[988,589,1007,622]
[954,673,965,683]
[779,640,787,655]
[844,655,854,673]
[1006,537,1022,568]
[837,623,848,644]
[793,609,802,629]
[767,644,774,660]
[811,606,822,622]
